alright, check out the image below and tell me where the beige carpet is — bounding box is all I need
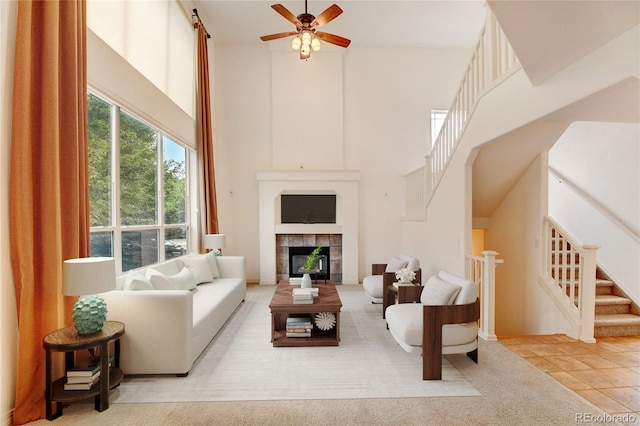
[110,284,478,403]
[25,284,610,425]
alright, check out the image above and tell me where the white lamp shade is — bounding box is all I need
[63,257,116,296]
[204,234,226,250]
[301,31,312,45]
[311,37,321,51]
[291,36,301,50]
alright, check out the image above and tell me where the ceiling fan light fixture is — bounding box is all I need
[291,36,302,50]
[301,31,312,45]
[260,2,350,60]
[311,37,321,51]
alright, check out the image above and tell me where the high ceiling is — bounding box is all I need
[191,1,487,49]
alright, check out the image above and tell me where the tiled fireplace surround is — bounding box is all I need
[257,170,360,285]
[276,234,343,283]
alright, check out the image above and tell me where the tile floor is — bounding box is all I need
[501,335,640,418]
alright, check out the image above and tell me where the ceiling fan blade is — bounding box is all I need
[315,31,351,48]
[271,4,302,27]
[311,4,343,28]
[260,31,299,42]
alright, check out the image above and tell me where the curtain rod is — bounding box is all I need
[192,8,211,39]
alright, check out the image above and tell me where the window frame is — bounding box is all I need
[88,89,197,275]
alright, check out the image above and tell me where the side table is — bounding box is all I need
[383,283,423,318]
[43,320,125,420]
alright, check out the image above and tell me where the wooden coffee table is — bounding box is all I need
[269,280,342,347]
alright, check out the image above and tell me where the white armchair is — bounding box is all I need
[385,271,480,380]
[362,254,421,304]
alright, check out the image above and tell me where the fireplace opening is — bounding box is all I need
[289,246,330,279]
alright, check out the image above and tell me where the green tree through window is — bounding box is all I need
[120,111,158,226]
[163,137,186,224]
[88,94,111,227]
[88,92,192,273]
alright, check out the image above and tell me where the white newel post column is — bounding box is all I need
[579,245,599,344]
[479,250,498,342]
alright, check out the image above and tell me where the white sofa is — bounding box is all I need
[385,271,480,380]
[101,253,246,376]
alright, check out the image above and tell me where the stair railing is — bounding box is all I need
[466,250,504,342]
[550,167,640,244]
[542,216,599,343]
[404,11,519,217]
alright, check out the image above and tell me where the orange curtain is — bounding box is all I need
[195,22,219,249]
[9,0,89,423]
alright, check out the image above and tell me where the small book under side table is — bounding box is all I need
[43,321,125,420]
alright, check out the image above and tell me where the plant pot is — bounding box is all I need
[301,273,312,289]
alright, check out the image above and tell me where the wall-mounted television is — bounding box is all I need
[281,194,336,224]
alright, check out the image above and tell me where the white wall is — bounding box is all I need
[87,30,196,148]
[549,122,640,304]
[487,154,571,336]
[272,51,345,170]
[344,48,470,277]
[213,45,273,277]
[1,1,17,423]
[213,45,472,282]
[87,0,195,119]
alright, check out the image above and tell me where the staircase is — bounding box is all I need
[591,269,640,337]
[550,228,640,337]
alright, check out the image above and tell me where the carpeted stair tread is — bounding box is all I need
[594,295,632,305]
[594,313,640,325]
[561,279,613,288]
[573,295,631,304]
[569,279,614,286]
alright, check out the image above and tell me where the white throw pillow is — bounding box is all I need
[420,276,462,305]
[181,255,214,284]
[123,271,154,291]
[145,268,172,290]
[167,267,197,291]
[385,257,408,273]
[204,251,220,279]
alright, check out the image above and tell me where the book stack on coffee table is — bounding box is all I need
[292,287,318,304]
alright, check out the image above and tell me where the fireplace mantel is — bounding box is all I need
[256,170,360,182]
[257,170,360,285]
[275,224,342,234]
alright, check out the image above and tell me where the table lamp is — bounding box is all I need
[204,234,226,254]
[63,257,116,335]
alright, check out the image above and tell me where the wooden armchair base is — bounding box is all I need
[422,299,480,380]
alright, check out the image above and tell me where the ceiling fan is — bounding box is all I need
[260,1,351,60]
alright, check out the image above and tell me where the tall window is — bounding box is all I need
[88,92,192,273]
[431,110,448,148]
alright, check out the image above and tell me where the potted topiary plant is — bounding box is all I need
[301,246,322,289]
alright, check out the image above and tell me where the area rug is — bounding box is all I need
[110,284,479,403]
